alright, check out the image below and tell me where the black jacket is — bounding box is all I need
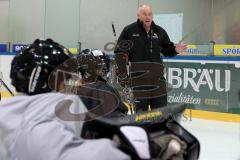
[115,20,178,63]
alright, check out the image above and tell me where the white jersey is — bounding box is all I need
[0,92,130,160]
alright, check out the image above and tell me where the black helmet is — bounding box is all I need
[10,39,72,95]
[78,49,110,83]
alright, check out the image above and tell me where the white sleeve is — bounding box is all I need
[14,118,130,160]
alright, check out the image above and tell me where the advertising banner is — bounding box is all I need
[164,60,240,114]
[214,44,240,56]
[0,44,7,52]
[181,45,210,56]
[12,44,28,53]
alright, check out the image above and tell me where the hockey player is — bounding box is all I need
[0,39,131,160]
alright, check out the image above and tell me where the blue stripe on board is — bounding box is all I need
[0,44,7,52]
[0,52,16,55]
[2,53,240,61]
[163,55,240,61]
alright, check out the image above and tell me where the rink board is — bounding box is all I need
[164,56,240,114]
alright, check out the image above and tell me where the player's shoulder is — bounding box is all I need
[11,92,82,105]
[38,92,83,103]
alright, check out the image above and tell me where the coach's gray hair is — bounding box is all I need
[137,4,152,18]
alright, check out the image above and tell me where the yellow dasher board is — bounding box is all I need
[214,44,240,56]
[0,91,15,99]
[68,48,78,54]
